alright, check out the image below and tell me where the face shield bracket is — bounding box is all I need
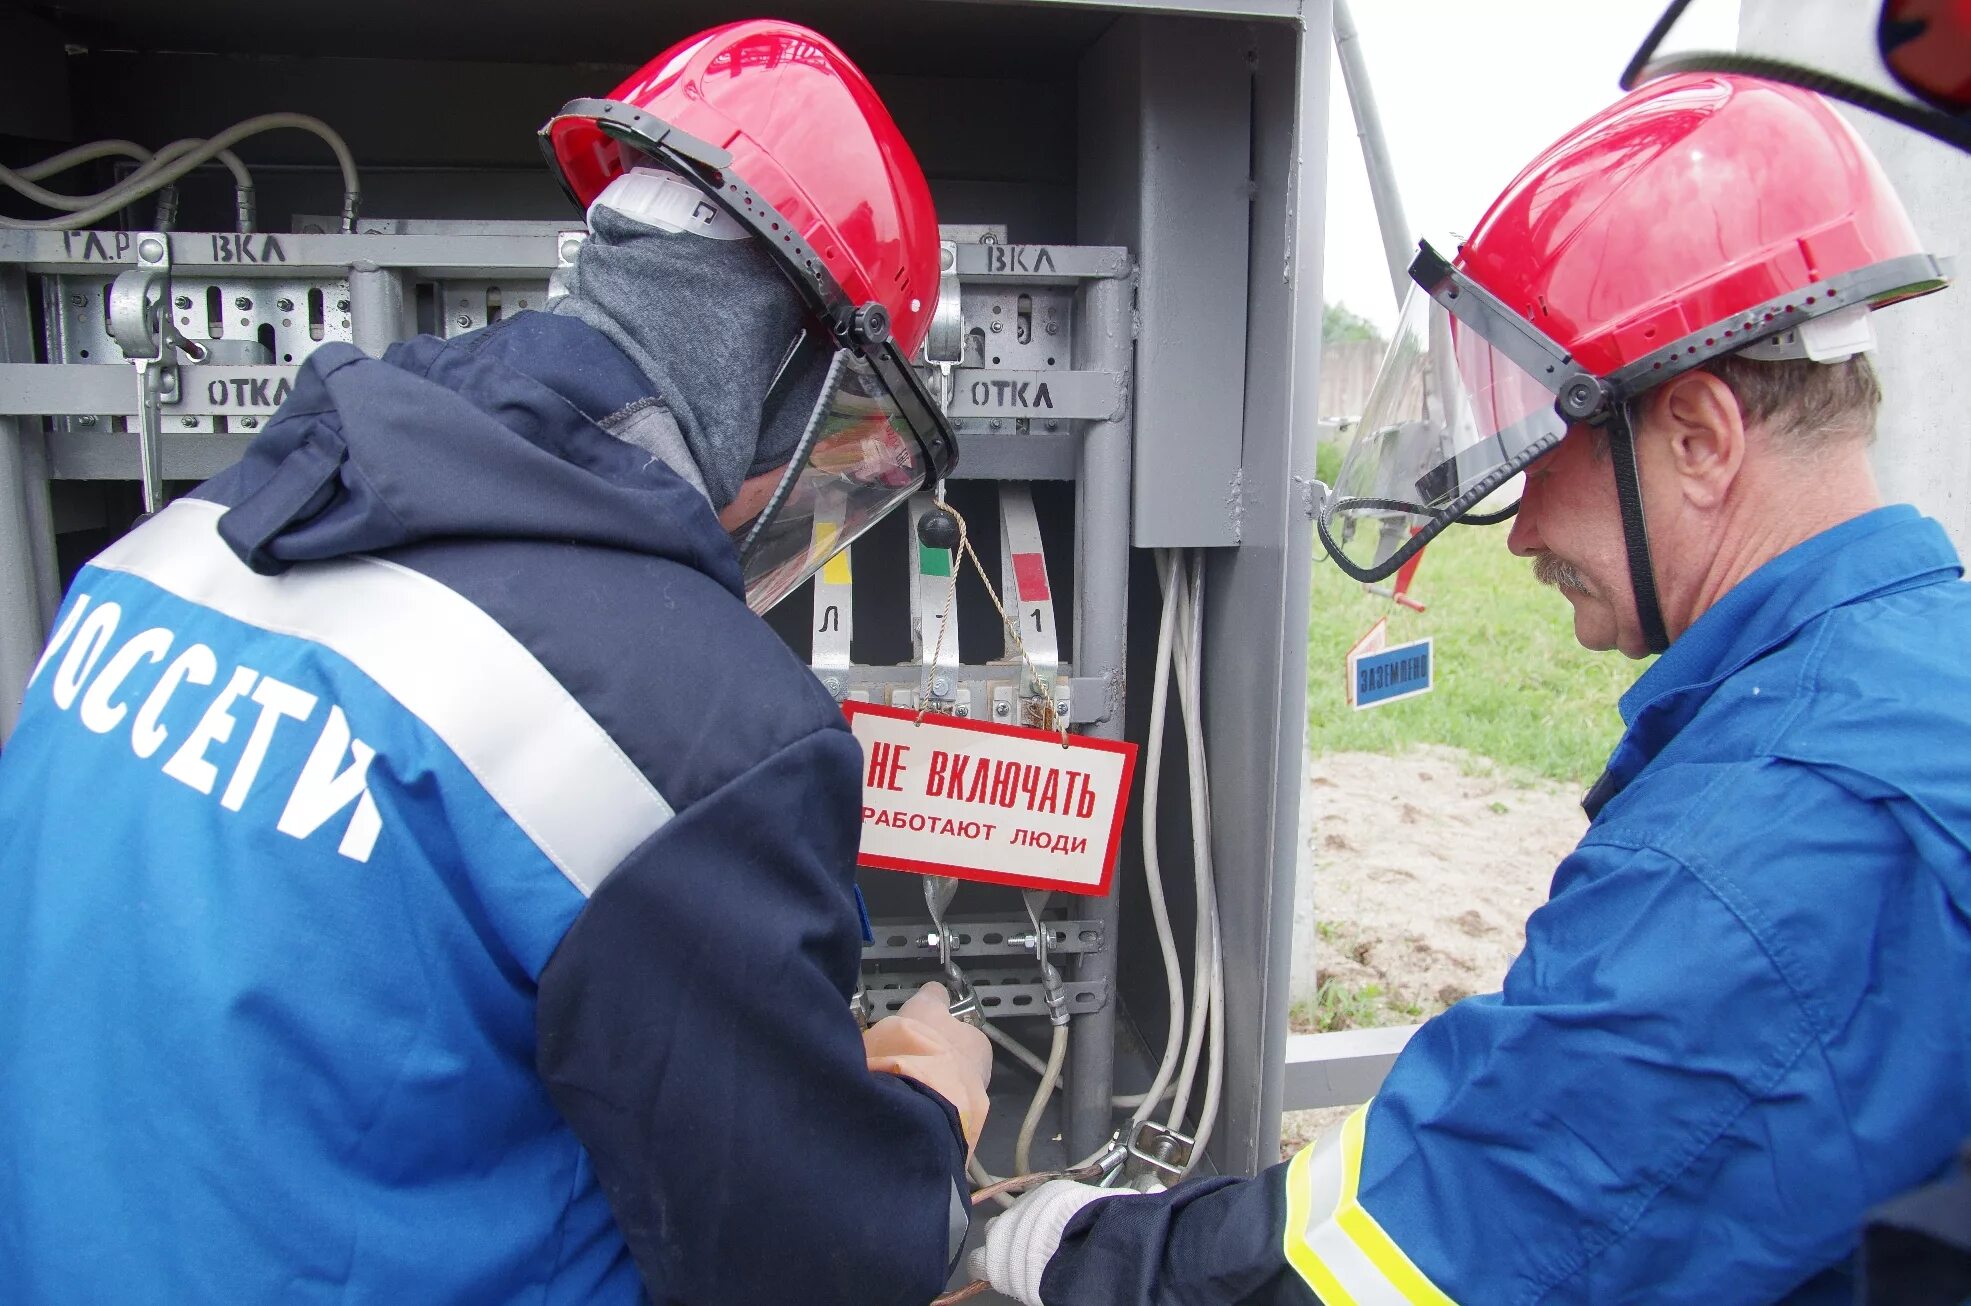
[1410,241,1613,422]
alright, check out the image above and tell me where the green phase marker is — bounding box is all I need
[918,546,953,578]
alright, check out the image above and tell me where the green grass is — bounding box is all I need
[1307,478,1649,786]
[1291,979,1425,1034]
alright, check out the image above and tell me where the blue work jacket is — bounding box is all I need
[0,313,967,1305]
[1040,505,1971,1305]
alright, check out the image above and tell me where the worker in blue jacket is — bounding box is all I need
[977,73,1971,1306]
[0,21,992,1306]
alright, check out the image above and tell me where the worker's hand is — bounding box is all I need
[862,981,993,1153]
[971,1179,1133,1306]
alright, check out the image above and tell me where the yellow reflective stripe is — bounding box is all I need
[1283,1145,1359,1306]
[1282,1103,1459,1306]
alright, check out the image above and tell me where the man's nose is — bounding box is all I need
[1507,483,1542,557]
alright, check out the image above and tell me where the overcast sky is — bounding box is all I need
[1322,0,1741,333]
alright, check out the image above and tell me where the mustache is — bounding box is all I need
[1532,552,1595,595]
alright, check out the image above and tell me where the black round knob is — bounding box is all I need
[852,301,891,347]
[1556,375,1605,421]
[916,507,961,551]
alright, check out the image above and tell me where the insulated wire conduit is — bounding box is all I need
[0,115,361,232]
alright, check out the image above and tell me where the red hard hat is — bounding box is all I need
[542,19,940,357]
[1457,72,1944,385]
[1320,72,1950,654]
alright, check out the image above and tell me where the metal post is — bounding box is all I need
[0,267,56,739]
[1064,268,1134,1160]
[347,261,410,359]
[1333,0,1414,312]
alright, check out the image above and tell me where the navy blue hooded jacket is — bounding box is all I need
[0,311,968,1304]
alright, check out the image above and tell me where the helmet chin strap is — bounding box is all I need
[1603,402,1671,654]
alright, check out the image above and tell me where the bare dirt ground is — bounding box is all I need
[1280,746,1588,1156]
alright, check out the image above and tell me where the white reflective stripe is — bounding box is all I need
[1283,1103,1460,1306]
[90,499,672,896]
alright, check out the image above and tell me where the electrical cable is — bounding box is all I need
[1166,558,1211,1132]
[4,138,257,227]
[983,1019,1049,1078]
[988,1006,1173,1111]
[1126,553,1190,1131]
[13,138,151,182]
[1013,1022,1069,1176]
[1191,915,1226,1169]
[966,1153,1014,1211]
[1043,553,1191,1181]
[1161,551,1225,1178]
[1182,552,1226,1170]
[0,114,358,232]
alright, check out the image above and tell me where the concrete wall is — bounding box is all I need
[1742,0,1971,556]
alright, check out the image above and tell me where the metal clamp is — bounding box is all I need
[1123,1122,1196,1192]
[107,233,206,514]
[923,876,983,1026]
[924,239,963,410]
[1023,888,1070,1027]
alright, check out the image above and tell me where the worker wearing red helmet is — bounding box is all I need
[976,73,1971,1305]
[0,20,990,1306]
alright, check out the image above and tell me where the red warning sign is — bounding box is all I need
[844,700,1137,896]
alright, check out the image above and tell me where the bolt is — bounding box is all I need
[956,705,970,717]
[239,416,259,429]
[69,294,86,308]
[1045,422,1058,433]
[173,295,192,310]
[1046,322,1059,335]
[559,237,583,263]
[336,299,350,312]
[234,296,252,311]
[980,233,999,245]
[76,415,97,427]
[822,675,845,700]
[276,297,294,312]
[1056,700,1070,721]
[930,674,953,698]
[995,702,1010,718]
[455,314,473,329]
[989,420,1003,431]
[989,320,1003,333]
[138,238,164,262]
[940,245,956,271]
[181,417,198,428]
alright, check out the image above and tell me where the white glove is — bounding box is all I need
[970,1180,1134,1306]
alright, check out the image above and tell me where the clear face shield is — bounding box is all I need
[1318,279,1569,583]
[724,352,937,613]
[1625,0,1971,152]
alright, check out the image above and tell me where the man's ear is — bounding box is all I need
[1643,370,1746,511]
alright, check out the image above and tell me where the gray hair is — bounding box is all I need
[1695,351,1883,453]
